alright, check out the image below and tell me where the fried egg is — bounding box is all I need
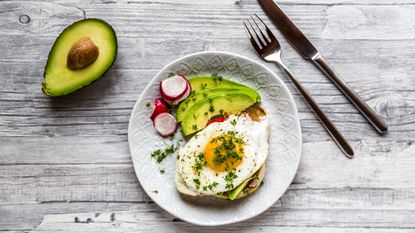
[175,112,269,196]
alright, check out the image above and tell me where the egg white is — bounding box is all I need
[176,113,269,196]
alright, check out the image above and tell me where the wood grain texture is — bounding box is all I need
[0,0,414,232]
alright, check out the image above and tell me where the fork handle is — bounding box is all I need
[275,61,354,158]
[312,54,388,134]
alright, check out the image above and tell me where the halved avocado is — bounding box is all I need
[176,88,261,122]
[42,18,117,96]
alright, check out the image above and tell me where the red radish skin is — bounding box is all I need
[153,112,178,137]
[160,75,188,101]
[207,116,226,126]
[150,98,169,121]
[169,80,192,106]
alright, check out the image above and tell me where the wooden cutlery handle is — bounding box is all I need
[313,54,388,134]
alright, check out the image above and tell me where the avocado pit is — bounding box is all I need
[67,37,99,70]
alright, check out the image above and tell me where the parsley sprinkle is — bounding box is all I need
[203,182,219,191]
[209,105,215,113]
[146,102,151,108]
[231,119,237,126]
[193,179,201,189]
[194,153,207,176]
[159,169,165,174]
[151,144,179,163]
[192,124,198,130]
[225,169,238,190]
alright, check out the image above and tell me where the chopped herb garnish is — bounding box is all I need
[152,190,159,193]
[146,102,151,108]
[210,131,244,171]
[200,83,207,90]
[212,73,223,82]
[151,144,179,163]
[231,119,237,126]
[194,152,207,176]
[193,179,201,189]
[209,105,215,113]
[159,168,165,174]
[225,169,238,190]
[219,109,224,116]
[203,182,219,191]
[192,124,198,130]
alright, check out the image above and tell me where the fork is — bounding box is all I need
[244,15,354,158]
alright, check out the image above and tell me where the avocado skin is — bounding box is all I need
[42,18,118,96]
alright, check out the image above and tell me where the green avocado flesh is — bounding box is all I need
[42,18,117,96]
[176,88,260,122]
[179,75,261,135]
[189,76,247,92]
[214,168,262,200]
[181,94,259,135]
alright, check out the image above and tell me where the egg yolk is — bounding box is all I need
[204,131,244,172]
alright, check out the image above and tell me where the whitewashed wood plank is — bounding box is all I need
[23,0,415,6]
[0,2,84,36]
[80,3,415,40]
[2,2,415,40]
[1,202,414,231]
[32,207,415,231]
[0,141,413,204]
[0,202,143,231]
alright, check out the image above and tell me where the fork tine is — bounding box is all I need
[243,21,261,52]
[250,16,269,43]
[255,14,277,41]
[247,19,266,48]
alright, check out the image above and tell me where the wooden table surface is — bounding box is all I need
[1,0,415,232]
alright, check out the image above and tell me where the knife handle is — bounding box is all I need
[275,61,354,158]
[312,54,388,134]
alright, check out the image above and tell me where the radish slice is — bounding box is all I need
[153,112,177,137]
[167,80,192,106]
[160,75,188,101]
[150,98,169,121]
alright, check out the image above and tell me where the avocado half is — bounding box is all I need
[42,18,117,96]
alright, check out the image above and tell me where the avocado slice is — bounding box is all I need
[189,75,247,92]
[228,176,257,200]
[43,18,117,96]
[176,88,260,122]
[181,94,258,135]
[214,165,265,200]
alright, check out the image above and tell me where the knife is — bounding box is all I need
[258,0,388,134]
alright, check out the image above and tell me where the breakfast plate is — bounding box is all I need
[128,51,302,226]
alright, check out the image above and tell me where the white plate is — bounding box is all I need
[128,51,302,226]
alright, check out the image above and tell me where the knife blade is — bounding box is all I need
[258,0,319,59]
[258,0,389,134]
